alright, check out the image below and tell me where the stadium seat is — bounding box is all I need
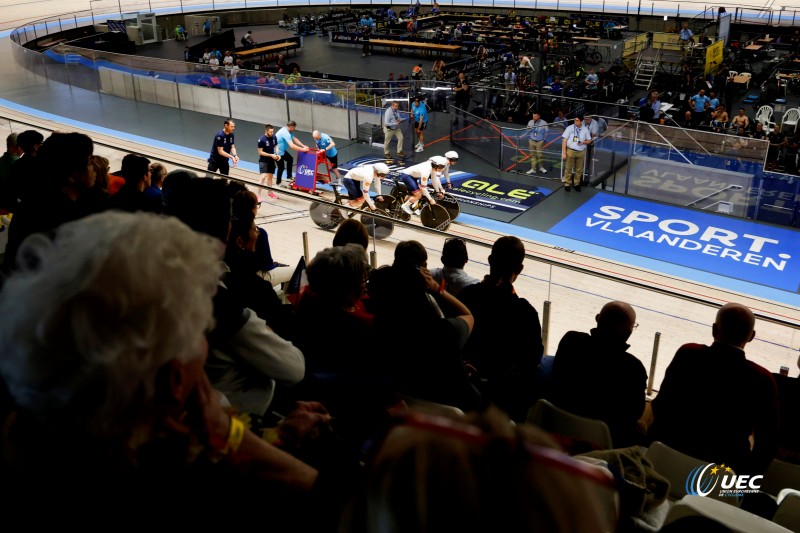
[773,490,800,532]
[661,496,791,532]
[645,441,741,506]
[526,399,613,451]
[761,459,800,498]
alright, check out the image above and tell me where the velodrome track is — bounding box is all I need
[0,0,797,393]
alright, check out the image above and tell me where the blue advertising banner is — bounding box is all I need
[341,156,551,213]
[549,193,800,293]
[295,150,320,190]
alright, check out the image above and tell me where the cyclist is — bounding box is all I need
[399,156,447,215]
[341,162,388,212]
[440,151,459,192]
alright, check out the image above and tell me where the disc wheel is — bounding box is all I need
[309,202,345,230]
[360,208,394,240]
[420,203,451,231]
[438,193,460,221]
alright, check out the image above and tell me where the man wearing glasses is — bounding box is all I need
[550,301,647,447]
[398,155,446,216]
[340,162,388,212]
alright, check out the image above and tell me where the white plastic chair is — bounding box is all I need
[527,399,614,451]
[662,496,792,532]
[645,441,740,506]
[756,105,775,132]
[728,70,739,77]
[781,108,800,132]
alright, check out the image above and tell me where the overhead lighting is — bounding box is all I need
[310,90,332,94]
[384,98,409,101]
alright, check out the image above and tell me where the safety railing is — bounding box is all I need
[1,110,797,397]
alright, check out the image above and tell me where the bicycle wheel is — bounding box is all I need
[420,203,451,231]
[309,202,345,230]
[360,208,394,240]
[587,51,602,65]
[438,193,460,221]
[375,194,397,211]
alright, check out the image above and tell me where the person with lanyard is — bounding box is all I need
[275,121,309,185]
[399,156,447,215]
[561,116,592,192]
[583,116,600,139]
[257,123,281,200]
[341,162,388,212]
[452,71,471,126]
[383,101,406,160]
[207,118,238,176]
[312,130,342,184]
[411,96,429,153]
[526,112,548,176]
[649,91,662,123]
[504,66,517,92]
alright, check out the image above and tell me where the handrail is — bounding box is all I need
[2,106,797,330]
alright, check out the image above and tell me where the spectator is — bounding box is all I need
[341,408,618,533]
[4,132,96,271]
[678,21,694,46]
[767,124,787,171]
[333,218,369,249]
[383,101,406,159]
[584,68,599,97]
[241,30,255,48]
[551,301,647,447]
[83,154,112,213]
[367,241,482,411]
[774,354,800,462]
[649,303,779,474]
[751,121,767,140]
[4,129,44,210]
[710,105,729,133]
[203,17,211,36]
[0,133,22,193]
[680,110,694,129]
[167,177,304,417]
[144,162,166,211]
[112,154,156,213]
[0,210,319,516]
[459,236,543,421]
[689,89,710,122]
[452,71,471,126]
[429,237,480,297]
[731,108,750,132]
[174,24,187,40]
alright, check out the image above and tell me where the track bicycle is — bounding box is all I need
[308,182,394,240]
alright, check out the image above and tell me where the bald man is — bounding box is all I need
[649,303,779,474]
[551,301,648,447]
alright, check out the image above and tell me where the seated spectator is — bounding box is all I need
[680,110,694,129]
[710,105,729,133]
[112,154,157,213]
[367,241,482,411]
[167,177,304,417]
[3,129,44,210]
[649,303,779,474]
[0,211,319,517]
[333,218,369,249]
[459,236,543,421]
[731,108,750,131]
[340,407,618,532]
[751,121,768,140]
[143,161,166,212]
[767,124,788,171]
[83,154,112,213]
[551,301,647,447]
[429,237,479,297]
[241,30,256,47]
[293,244,375,374]
[774,355,800,463]
[4,132,97,272]
[224,210,290,336]
[0,133,22,197]
[231,188,293,286]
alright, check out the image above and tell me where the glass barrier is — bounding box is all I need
[0,114,797,393]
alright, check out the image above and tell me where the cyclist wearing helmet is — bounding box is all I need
[341,162,387,211]
[399,156,447,215]
[440,151,458,191]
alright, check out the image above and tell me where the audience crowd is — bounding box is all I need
[0,128,795,529]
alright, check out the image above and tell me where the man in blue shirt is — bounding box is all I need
[207,118,238,176]
[411,96,429,153]
[690,89,710,120]
[526,112,548,175]
[203,18,211,36]
[360,13,374,56]
[257,124,281,199]
[275,121,310,185]
[679,22,694,45]
[312,130,342,183]
[387,7,396,21]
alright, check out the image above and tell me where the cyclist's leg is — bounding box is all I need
[399,174,421,214]
[341,178,362,207]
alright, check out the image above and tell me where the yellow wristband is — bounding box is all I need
[223,416,246,455]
